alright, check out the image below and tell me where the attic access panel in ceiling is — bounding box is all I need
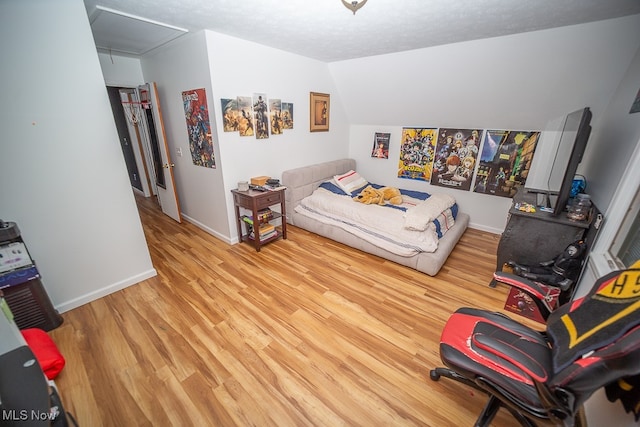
[89,6,188,56]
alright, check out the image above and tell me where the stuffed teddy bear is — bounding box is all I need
[354,185,403,205]
[353,185,384,205]
[381,187,402,205]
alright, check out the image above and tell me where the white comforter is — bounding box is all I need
[295,187,443,256]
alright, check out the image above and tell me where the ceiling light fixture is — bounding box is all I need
[342,0,368,15]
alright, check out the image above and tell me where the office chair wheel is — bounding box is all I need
[429,369,440,381]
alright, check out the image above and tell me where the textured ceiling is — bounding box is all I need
[84,0,640,62]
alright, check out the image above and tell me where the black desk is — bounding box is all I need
[493,188,602,284]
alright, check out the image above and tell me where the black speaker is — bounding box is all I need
[2,278,63,331]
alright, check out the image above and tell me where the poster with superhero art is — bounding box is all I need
[236,96,255,137]
[397,128,437,181]
[253,93,269,139]
[431,128,481,191]
[268,99,284,135]
[182,88,216,169]
[282,102,294,129]
[221,98,239,132]
[474,130,540,198]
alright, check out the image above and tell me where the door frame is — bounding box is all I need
[115,87,155,197]
[107,83,182,223]
[137,82,182,222]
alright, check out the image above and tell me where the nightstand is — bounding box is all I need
[231,188,287,251]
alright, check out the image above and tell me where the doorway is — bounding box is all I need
[105,83,182,223]
[107,86,144,193]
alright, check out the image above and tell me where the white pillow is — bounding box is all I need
[333,170,368,194]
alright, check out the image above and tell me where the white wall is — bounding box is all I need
[0,0,155,312]
[581,44,640,211]
[98,52,145,87]
[330,15,640,232]
[206,31,351,242]
[140,32,229,239]
[138,30,350,243]
[575,44,640,427]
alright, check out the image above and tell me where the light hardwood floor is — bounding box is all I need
[49,195,545,426]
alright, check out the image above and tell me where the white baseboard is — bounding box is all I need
[181,213,235,244]
[54,268,157,313]
[467,221,503,235]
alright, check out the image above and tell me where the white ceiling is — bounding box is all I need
[84,0,640,62]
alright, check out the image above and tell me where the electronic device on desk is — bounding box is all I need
[264,178,286,191]
[525,107,592,216]
[249,179,285,192]
[249,184,268,192]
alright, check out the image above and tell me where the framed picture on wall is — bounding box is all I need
[310,92,330,132]
[371,132,390,159]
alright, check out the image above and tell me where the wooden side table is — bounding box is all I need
[231,188,287,251]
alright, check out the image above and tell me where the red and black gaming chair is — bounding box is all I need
[430,261,640,427]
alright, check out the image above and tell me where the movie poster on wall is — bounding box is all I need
[282,102,294,129]
[430,128,481,191]
[269,98,283,135]
[253,93,269,139]
[397,128,437,181]
[474,130,541,197]
[236,96,255,137]
[220,98,238,132]
[371,132,390,159]
[182,88,216,169]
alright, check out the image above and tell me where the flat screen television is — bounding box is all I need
[524,107,592,216]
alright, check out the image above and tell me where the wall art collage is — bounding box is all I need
[220,94,294,140]
[391,127,541,198]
